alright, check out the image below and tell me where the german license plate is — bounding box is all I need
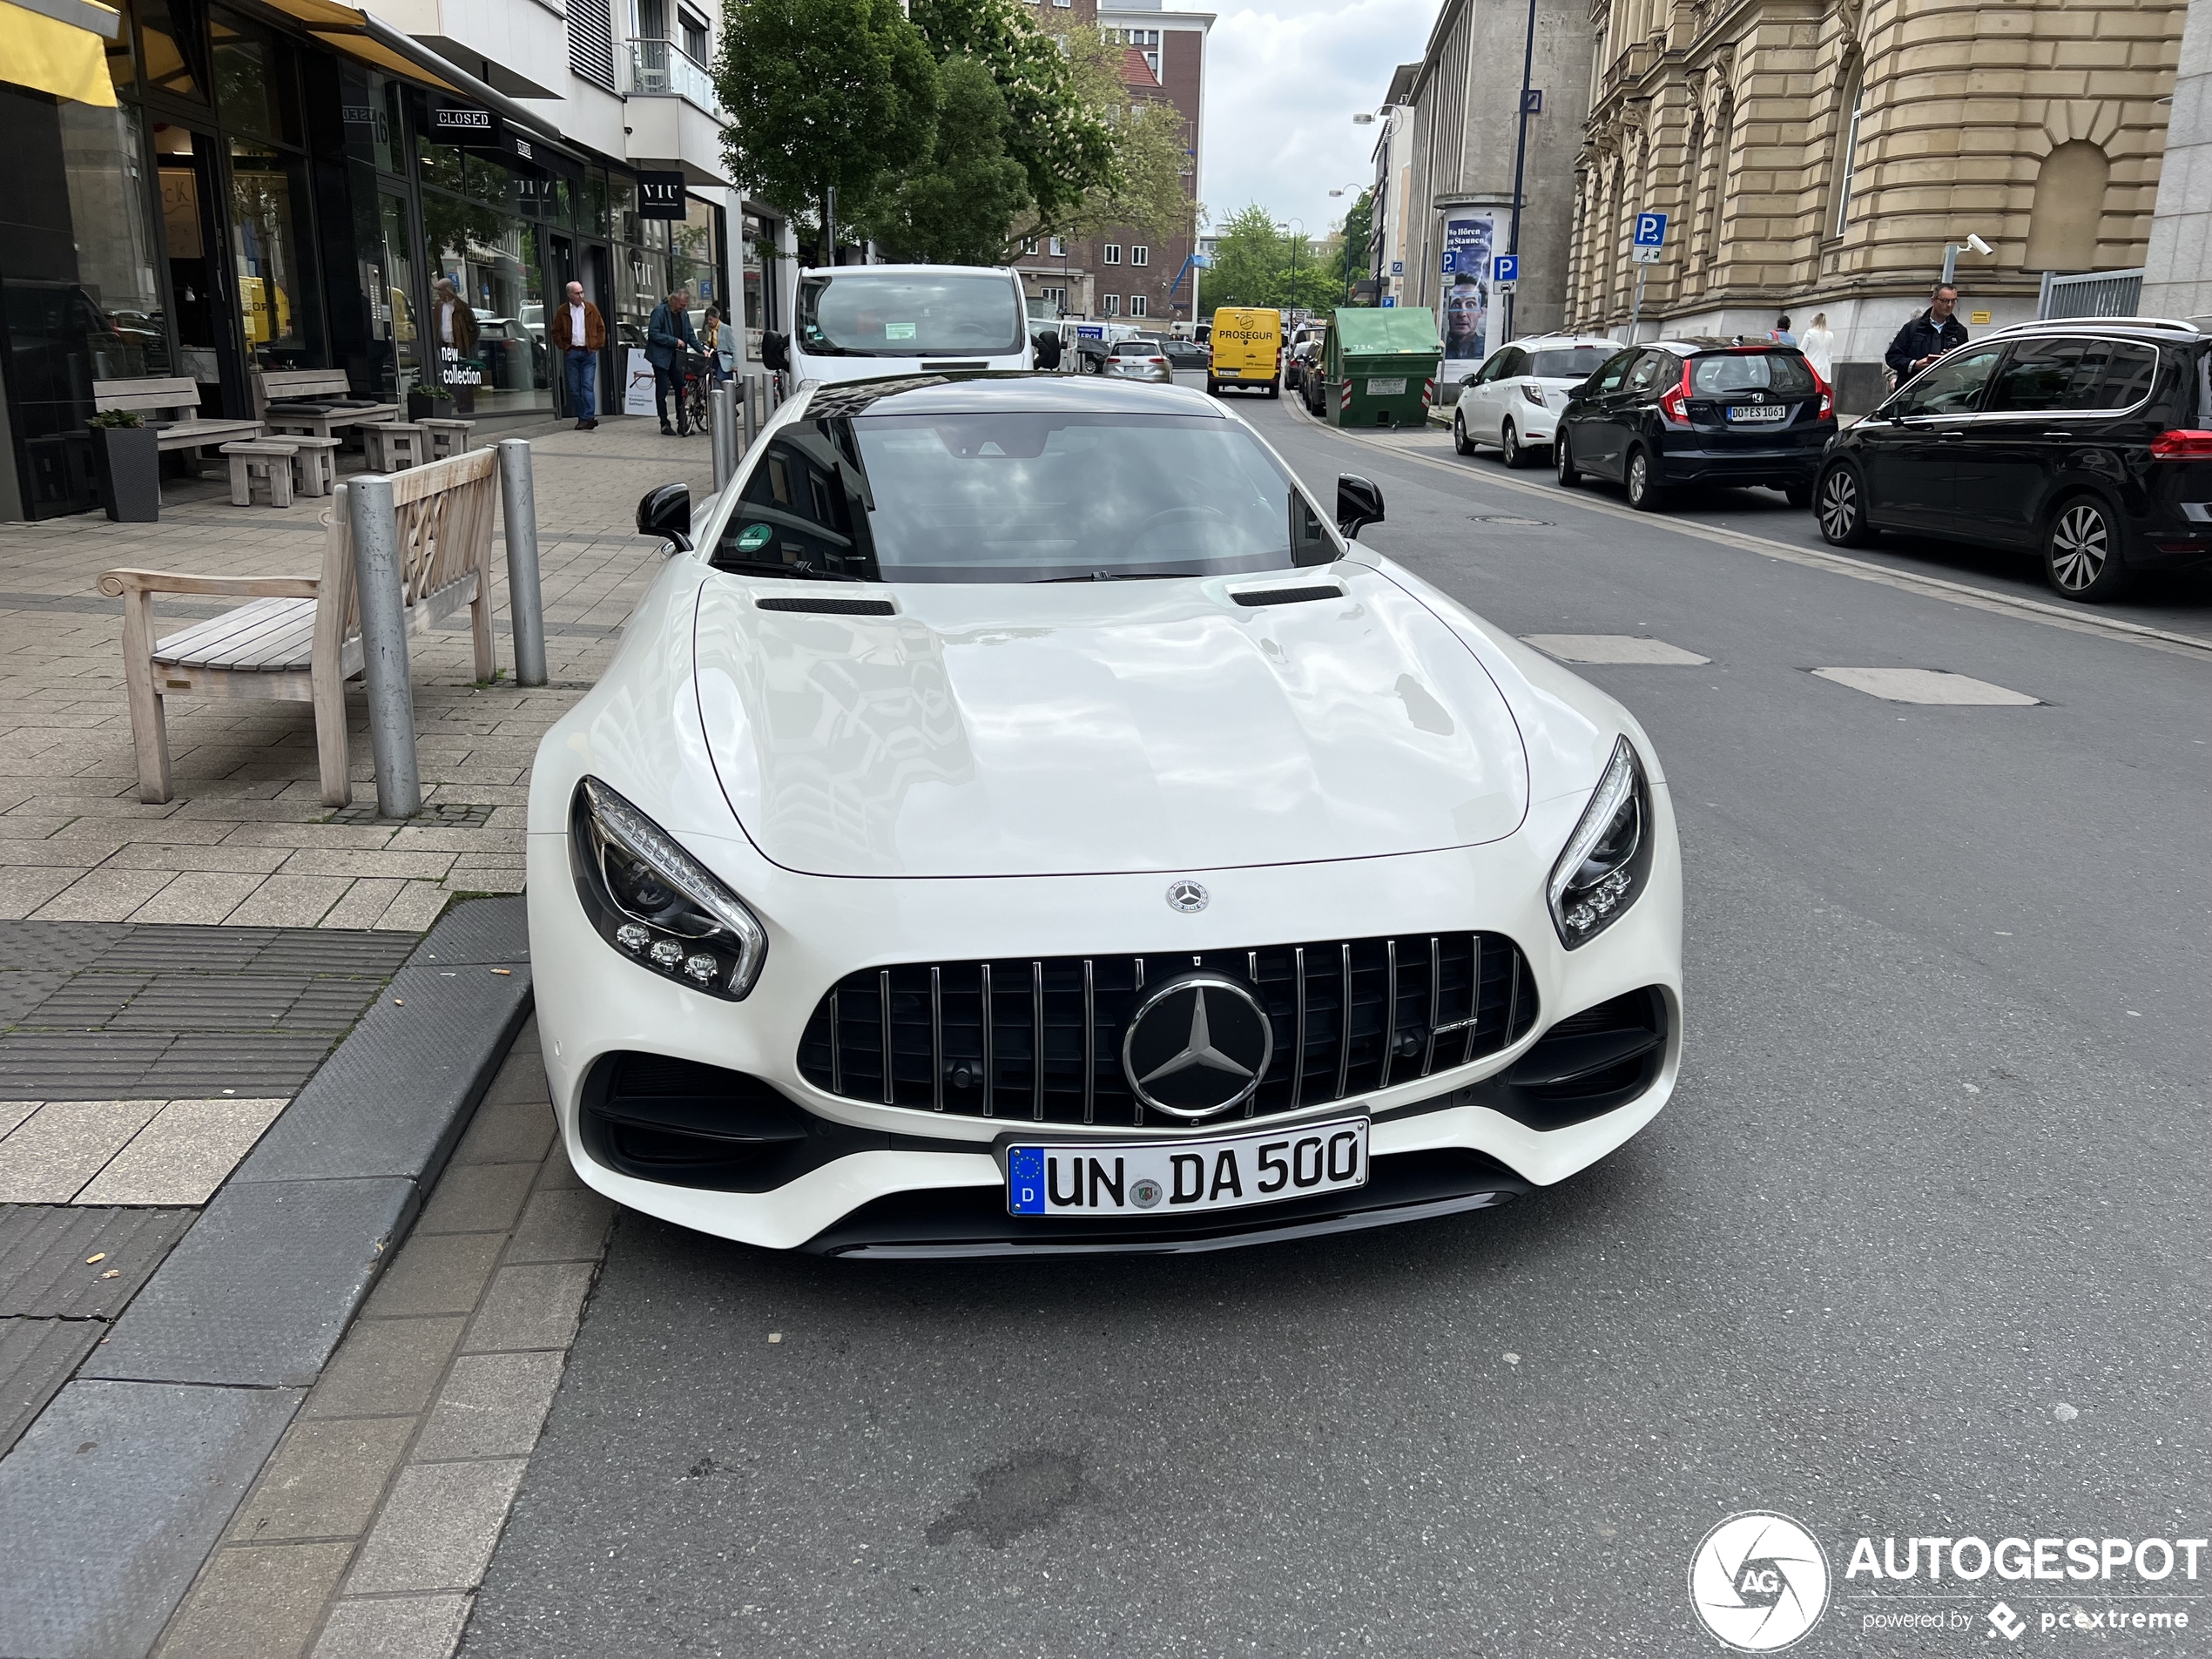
[1366,378,1406,396]
[1007,1117,1369,1217]
[1727,403,1790,422]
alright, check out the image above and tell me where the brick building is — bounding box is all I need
[1014,0,1213,327]
[1563,0,2188,384]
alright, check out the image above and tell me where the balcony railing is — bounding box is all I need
[627,38,723,117]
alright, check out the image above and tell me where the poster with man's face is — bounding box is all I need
[1440,213,1495,361]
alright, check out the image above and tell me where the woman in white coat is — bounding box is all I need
[1800,312,1837,384]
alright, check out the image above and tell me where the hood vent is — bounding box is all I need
[754,595,896,617]
[1231,583,1345,608]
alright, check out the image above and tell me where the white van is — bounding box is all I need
[760,264,1055,383]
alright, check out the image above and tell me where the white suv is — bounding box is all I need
[1451,334,1622,468]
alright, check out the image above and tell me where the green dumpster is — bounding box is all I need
[1322,307,1442,428]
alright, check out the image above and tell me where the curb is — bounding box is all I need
[0,897,532,1659]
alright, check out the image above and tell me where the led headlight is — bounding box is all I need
[1546,736,1654,949]
[570,778,767,999]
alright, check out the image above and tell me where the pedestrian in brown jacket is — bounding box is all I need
[551,280,607,428]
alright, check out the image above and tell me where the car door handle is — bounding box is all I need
[2043,431,2076,441]
[1940,429,1964,440]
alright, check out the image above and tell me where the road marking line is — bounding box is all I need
[1287,399,2212,664]
[1523,634,1712,665]
[1810,667,2040,705]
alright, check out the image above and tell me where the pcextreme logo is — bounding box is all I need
[1690,1512,1832,1651]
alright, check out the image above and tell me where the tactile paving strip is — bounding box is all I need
[0,1206,198,1319]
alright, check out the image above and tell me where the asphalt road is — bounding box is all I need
[461,382,2212,1658]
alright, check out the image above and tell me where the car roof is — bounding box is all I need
[1975,316,2206,345]
[1501,334,1621,352]
[797,373,1221,419]
[1643,337,1804,354]
[794,263,1018,280]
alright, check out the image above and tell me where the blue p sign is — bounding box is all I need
[1493,254,1518,284]
[1633,212,1668,247]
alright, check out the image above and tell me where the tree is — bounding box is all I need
[907,0,1114,237]
[715,0,939,262]
[867,57,1033,265]
[1199,205,1341,315]
[1338,189,1373,302]
[1042,22,1195,247]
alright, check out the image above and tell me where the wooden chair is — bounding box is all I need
[256,369,400,441]
[97,447,501,806]
[94,378,261,472]
[220,439,300,508]
[362,421,429,473]
[416,417,475,462]
[286,435,343,499]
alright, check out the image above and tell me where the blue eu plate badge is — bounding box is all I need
[1008,1147,1047,1215]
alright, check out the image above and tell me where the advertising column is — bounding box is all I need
[1439,211,1497,367]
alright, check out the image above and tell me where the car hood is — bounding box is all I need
[690,564,1529,879]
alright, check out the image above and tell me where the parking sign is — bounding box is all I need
[1632,212,1667,248]
[1492,254,1518,286]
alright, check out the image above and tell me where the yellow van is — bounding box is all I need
[1207,307,1282,399]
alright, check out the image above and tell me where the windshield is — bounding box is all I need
[796,273,1023,358]
[717,411,1336,583]
[1691,352,1817,395]
[1530,347,1612,379]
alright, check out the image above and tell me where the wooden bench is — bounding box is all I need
[93,377,261,469]
[256,369,400,442]
[97,446,501,806]
[219,439,300,508]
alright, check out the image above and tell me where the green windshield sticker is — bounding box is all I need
[737,523,772,552]
[885,321,917,341]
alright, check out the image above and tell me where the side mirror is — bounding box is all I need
[637,482,691,553]
[759,331,790,373]
[1337,474,1385,539]
[1033,331,1062,370]
[1458,374,1478,390]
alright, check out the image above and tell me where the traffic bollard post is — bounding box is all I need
[496,438,548,688]
[711,382,736,492]
[347,474,422,818]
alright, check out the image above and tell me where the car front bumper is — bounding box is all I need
[525,785,1684,1255]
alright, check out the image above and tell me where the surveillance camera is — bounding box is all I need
[1352,112,1376,125]
[1966,233,1993,256]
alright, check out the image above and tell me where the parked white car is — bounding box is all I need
[527,374,1682,1257]
[1451,334,1622,468]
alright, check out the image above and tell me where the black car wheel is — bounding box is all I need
[1501,418,1528,469]
[1625,447,1665,511]
[1555,429,1582,488]
[2044,495,2130,601]
[1815,463,1877,546]
[1453,411,1474,455]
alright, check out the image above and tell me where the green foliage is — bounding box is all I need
[1043,22,1194,246]
[907,0,1113,235]
[1339,189,1373,301]
[715,0,940,256]
[1200,206,1340,316]
[88,408,143,428]
[867,57,1033,264]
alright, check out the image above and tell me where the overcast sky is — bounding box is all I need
[1197,0,1434,246]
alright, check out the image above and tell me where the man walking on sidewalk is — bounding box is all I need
[1885,283,1969,386]
[552,280,605,429]
[647,287,700,436]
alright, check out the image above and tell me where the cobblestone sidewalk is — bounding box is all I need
[0,415,710,933]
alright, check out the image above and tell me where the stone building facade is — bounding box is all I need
[2142,0,2212,318]
[1562,0,2189,381]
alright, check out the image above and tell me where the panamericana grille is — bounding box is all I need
[796,934,1537,1128]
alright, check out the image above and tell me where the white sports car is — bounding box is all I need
[526,374,1682,1257]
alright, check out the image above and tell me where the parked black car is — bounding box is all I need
[1814,318,2212,601]
[1554,340,1835,510]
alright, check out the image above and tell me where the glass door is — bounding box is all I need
[376,192,421,399]
[151,123,246,415]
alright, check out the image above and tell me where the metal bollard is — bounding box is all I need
[347,475,422,819]
[496,438,547,688]
[740,371,761,452]
[711,381,736,492]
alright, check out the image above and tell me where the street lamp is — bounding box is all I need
[1328,183,1365,305]
[1504,0,1540,342]
[1277,217,1304,314]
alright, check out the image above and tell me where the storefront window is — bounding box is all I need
[583,171,610,237]
[615,239,663,352]
[740,210,776,358]
[211,25,281,142]
[669,196,717,312]
[418,135,468,197]
[61,105,169,380]
[427,193,552,414]
[465,153,516,212]
[229,141,312,368]
[340,71,404,175]
[136,0,204,100]
[610,174,639,244]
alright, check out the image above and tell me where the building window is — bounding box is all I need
[1103,244,1122,265]
[1830,77,1864,238]
[1049,236,1066,256]
[1130,245,1149,266]
[680,7,708,62]
[1022,237,1039,254]
[1039,285,1067,307]
[1130,295,1147,317]
[1103,293,1121,316]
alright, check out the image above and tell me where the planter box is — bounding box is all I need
[91,425,160,523]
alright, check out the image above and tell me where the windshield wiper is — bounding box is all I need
[715,558,868,583]
[1037,568,1203,583]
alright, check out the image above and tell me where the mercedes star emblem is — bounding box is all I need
[1165,880,1208,914]
[1120,970,1273,1120]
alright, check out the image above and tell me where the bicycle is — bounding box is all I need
[681,349,715,436]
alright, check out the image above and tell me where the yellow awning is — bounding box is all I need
[0,0,119,106]
[254,0,462,93]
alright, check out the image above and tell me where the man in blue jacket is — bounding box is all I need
[646,287,700,436]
